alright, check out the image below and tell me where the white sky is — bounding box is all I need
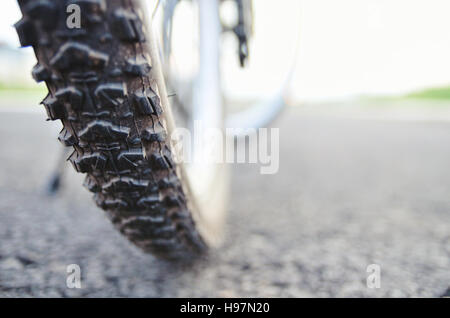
[293,0,450,101]
[1,0,450,102]
[0,1,21,46]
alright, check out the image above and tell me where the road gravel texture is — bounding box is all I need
[0,107,449,297]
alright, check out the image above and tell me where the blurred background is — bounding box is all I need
[0,0,449,297]
[4,0,450,102]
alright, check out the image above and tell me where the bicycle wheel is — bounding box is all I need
[15,0,228,260]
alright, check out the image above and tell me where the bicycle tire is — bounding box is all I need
[15,0,220,260]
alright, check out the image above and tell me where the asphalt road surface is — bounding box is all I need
[0,106,449,297]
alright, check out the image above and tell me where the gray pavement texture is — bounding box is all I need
[0,107,449,297]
